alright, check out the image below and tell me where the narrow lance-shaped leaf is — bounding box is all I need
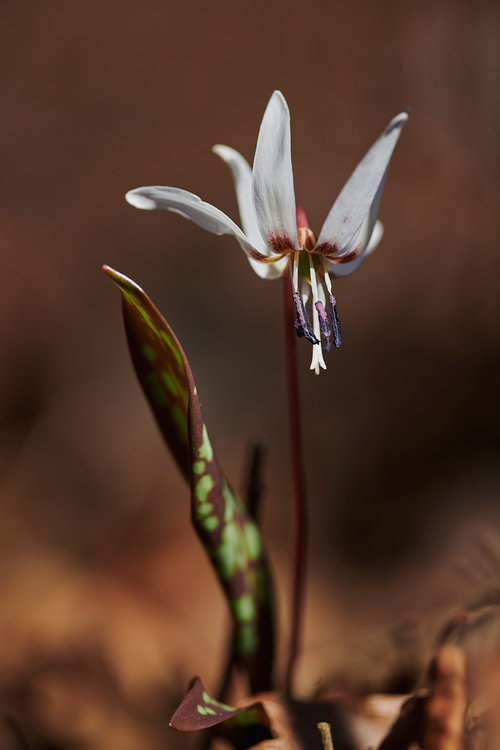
[104,266,274,691]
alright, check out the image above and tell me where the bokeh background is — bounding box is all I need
[1,0,499,747]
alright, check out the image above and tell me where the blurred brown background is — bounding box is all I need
[0,0,499,747]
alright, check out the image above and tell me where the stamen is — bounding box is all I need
[328,294,342,348]
[292,251,299,291]
[292,292,319,345]
[308,253,320,304]
[315,300,332,352]
[323,269,342,349]
[323,268,333,294]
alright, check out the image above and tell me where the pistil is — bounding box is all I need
[308,255,326,374]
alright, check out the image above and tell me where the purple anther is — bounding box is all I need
[315,300,332,352]
[328,294,342,348]
[292,292,319,345]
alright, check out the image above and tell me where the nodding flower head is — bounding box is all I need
[126,91,408,374]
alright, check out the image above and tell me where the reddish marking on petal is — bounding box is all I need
[313,241,339,256]
[334,249,360,264]
[247,247,268,261]
[295,205,310,230]
[268,232,295,254]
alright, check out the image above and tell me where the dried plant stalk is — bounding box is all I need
[423,645,466,750]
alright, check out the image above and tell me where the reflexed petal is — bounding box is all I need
[326,252,365,277]
[212,145,264,251]
[327,220,384,277]
[211,145,287,279]
[252,91,299,254]
[366,219,384,254]
[249,254,289,279]
[315,110,409,257]
[126,186,273,266]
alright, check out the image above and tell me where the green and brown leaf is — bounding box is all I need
[104,266,274,692]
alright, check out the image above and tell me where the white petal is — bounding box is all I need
[252,255,289,279]
[211,145,288,279]
[315,110,409,257]
[252,91,299,254]
[212,145,264,251]
[125,186,273,266]
[327,220,384,277]
[366,219,384,254]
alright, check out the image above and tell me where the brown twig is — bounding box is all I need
[317,721,335,750]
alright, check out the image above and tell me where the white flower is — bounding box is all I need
[126,91,408,374]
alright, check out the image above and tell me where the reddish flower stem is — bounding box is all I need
[283,273,308,696]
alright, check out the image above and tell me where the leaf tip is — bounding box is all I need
[102,265,144,297]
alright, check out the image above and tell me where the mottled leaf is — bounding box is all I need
[104,266,274,691]
[170,676,358,749]
[169,676,268,732]
[104,266,190,478]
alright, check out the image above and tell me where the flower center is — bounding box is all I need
[297,226,316,252]
[291,225,342,375]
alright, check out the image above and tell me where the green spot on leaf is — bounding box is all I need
[196,501,213,517]
[161,369,178,395]
[222,479,235,523]
[216,521,246,579]
[192,460,205,475]
[232,594,256,622]
[171,404,188,445]
[142,343,156,362]
[243,522,262,561]
[146,372,168,407]
[201,516,219,532]
[195,475,214,504]
[138,307,161,337]
[202,692,235,712]
[198,424,213,462]
[161,330,183,367]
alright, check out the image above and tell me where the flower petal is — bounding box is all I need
[126,186,275,266]
[327,220,384,277]
[366,218,384,254]
[315,110,409,257]
[212,145,264,251]
[211,146,289,279]
[252,91,299,254]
